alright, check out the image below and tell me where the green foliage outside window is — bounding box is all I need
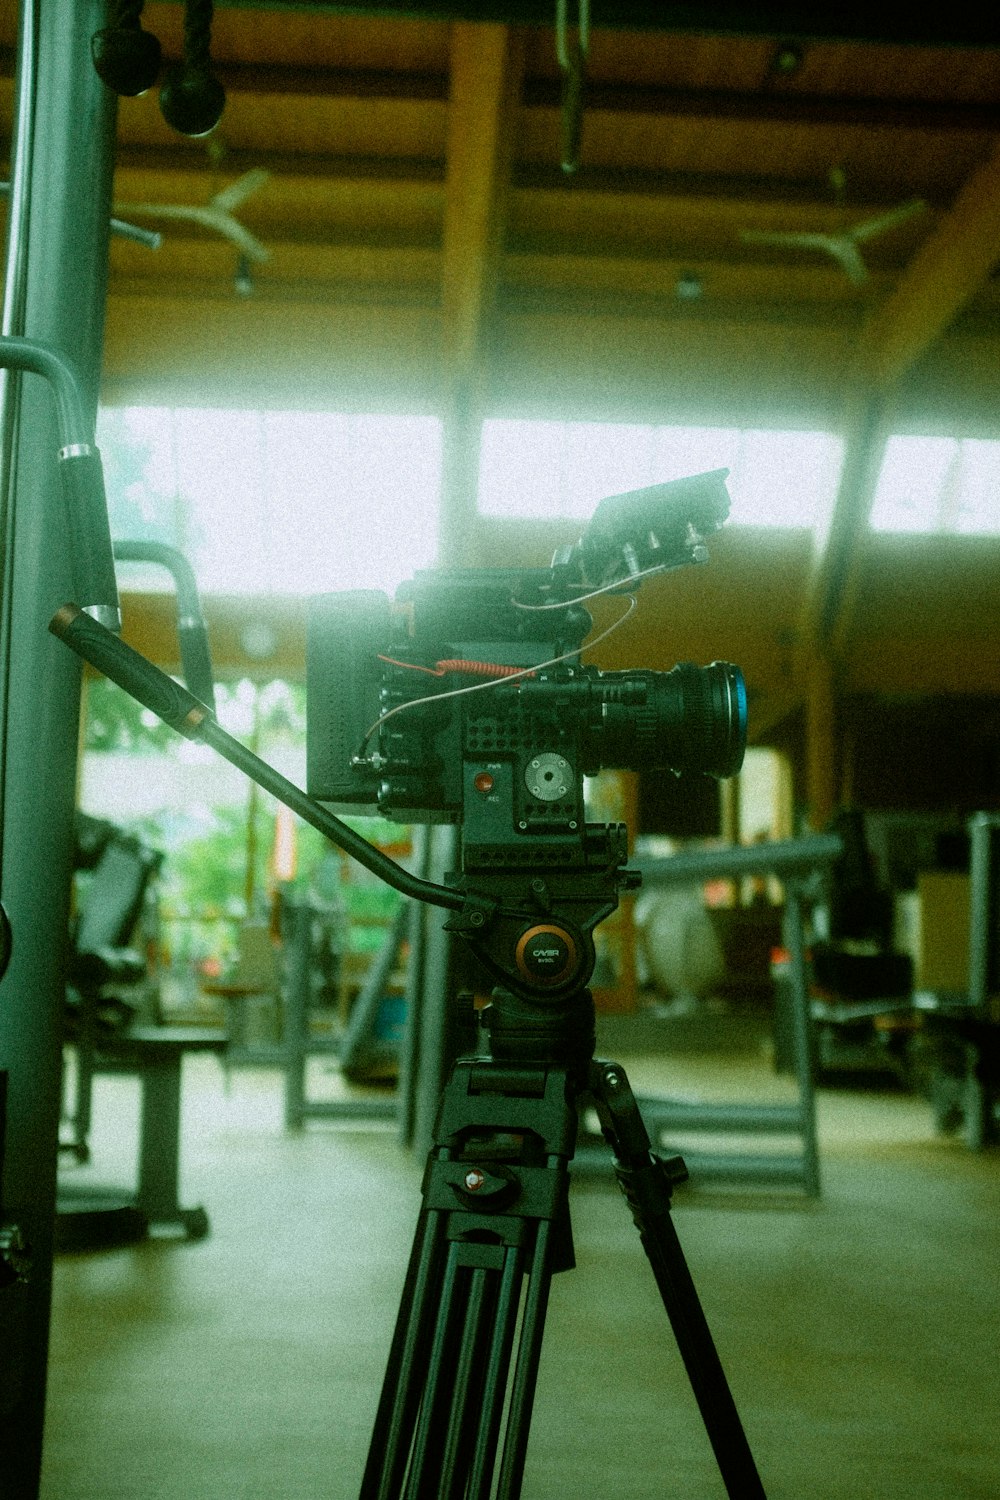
[85,675,178,753]
[84,674,406,971]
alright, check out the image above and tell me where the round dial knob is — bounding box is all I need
[515,924,579,987]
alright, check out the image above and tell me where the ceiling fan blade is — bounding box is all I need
[824,239,869,285]
[740,229,841,251]
[849,198,927,244]
[741,227,868,283]
[114,202,193,221]
[197,210,272,263]
[113,202,271,263]
[211,169,271,215]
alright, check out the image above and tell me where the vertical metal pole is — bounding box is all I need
[967,813,994,1015]
[783,884,821,1196]
[283,899,311,1129]
[0,3,115,1494]
[396,860,426,1146]
[412,825,458,1155]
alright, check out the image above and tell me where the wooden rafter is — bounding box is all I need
[6,44,998,133]
[438,23,523,564]
[441,23,522,375]
[522,77,1000,136]
[859,140,1000,389]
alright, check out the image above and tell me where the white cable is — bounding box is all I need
[511,559,676,612]
[357,595,638,754]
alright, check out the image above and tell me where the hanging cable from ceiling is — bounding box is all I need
[556,0,590,174]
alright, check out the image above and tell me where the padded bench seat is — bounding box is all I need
[58,1026,227,1249]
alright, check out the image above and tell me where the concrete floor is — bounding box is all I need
[42,1040,1000,1500]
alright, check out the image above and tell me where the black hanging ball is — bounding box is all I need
[159,64,225,137]
[91,25,162,97]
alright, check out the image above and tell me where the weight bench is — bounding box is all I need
[59,819,226,1248]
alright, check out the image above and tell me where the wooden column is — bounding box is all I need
[807,138,1000,659]
[794,139,1000,817]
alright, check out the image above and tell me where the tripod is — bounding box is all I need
[45,569,761,1496]
[360,987,766,1499]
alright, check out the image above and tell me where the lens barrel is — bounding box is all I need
[594,661,747,779]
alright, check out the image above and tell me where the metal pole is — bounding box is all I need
[782,883,821,1195]
[967,812,997,1015]
[0,2,115,1493]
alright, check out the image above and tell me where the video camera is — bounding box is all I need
[306,469,747,887]
[51,465,748,1009]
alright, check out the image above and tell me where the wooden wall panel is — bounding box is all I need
[101,294,445,410]
[100,283,1000,438]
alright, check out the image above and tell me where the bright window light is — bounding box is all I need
[477,420,843,528]
[870,436,1000,534]
[96,406,443,595]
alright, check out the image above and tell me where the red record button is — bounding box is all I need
[474,771,495,794]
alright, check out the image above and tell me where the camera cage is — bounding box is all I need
[305,467,738,816]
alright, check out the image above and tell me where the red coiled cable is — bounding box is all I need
[379,655,534,680]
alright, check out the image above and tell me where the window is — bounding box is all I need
[96,406,443,594]
[870,436,1000,535]
[477,420,844,529]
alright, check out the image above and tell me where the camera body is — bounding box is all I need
[306,471,747,886]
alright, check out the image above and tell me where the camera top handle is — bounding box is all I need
[49,604,466,914]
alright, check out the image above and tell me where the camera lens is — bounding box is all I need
[594,661,747,779]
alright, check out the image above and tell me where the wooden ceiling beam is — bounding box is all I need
[108,240,442,298]
[859,141,1000,389]
[513,164,931,206]
[6,44,997,135]
[805,139,1000,664]
[109,146,447,184]
[233,1,1000,46]
[442,24,522,372]
[103,144,950,234]
[102,149,945,281]
[0,48,451,103]
[523,77,1000,135]
[103,234,885,330]
[439,24,523,564]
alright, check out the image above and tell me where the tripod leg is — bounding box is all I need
[465,1247,524,1499]
[495,1208,558,1500]
[363,1208,548,1500]
[405,1234,542,1500]
[590,1061,767,1500]
[362,1060,579,1499]
[404,1241,470,1495]
[439,1254,528,1499]
[437,1263,499,1495]
[360,1207,447,1499]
